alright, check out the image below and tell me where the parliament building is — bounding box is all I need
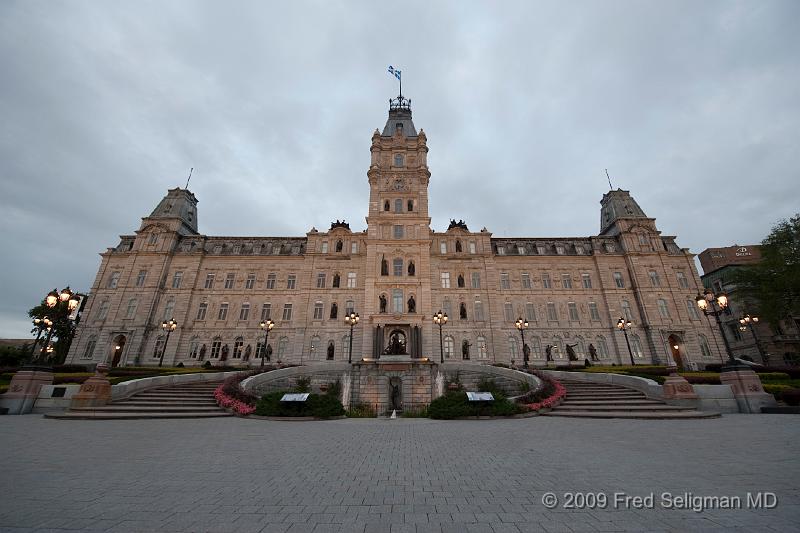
[66,95,725,369]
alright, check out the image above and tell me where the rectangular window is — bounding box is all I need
[469,242,476,254]
[440,241,447,254]
[125,298,137,319]
[282,303,293,321]
[649,270,661,287]
[196,302,207,320]
[313,301,324,320]
[266,273,276,289]
[471,272,481,289]
[148,233,158,245]
[321,242,329,253]
[621,300,633,321]
[316,273,326,288]
[729,323,743,342]
[393,259,403,277]
[521,272,531,289]
[172,271,183,289]
[218,303,228,321]
[272,244,281,254]
[474,298,484,321]
[135,270,147,287]
[575,245,585,255]
[239,303,250,321]
[525,303,536,322]
[568,302,579,321]
[97,300,109,320]
[394,198,403,213]
[677,272,689,289]
[555,245,565,255]
[287,274,296,289]
[613,272,624,288]
[443,299,452,317]
[500,273,510,289]
[345,300,354,316]
[245,274,256,289]
[657,299,670,318]
[393,225,404,239]
[547,302,558,321]
[536,245,546,255]
[108,271,121,289]
[204,273,215,289]
[441,272,450,288]
[497,245,506,255]
[504,302,514,322]
[562,274,572,289]
[687,300,699,320]
[261,303,271,321]
[542,273,551,289]
[225,273,235,289]
[392,289,403,313]
[582,273,592,289]
[589,302,600,321]
[351,242,358,254]
[347,272,356,288]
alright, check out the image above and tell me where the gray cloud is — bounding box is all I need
[1,0,798,336]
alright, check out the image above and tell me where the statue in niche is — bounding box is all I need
[460,302,467,319]
[457,274,465,288]
[330,302,338,319]
[265,344,273,362]
[243,345,252,361]
[455,240,462,252]
[384,200,390,211]
[335,240,343,252]
[198,344,207,361]
[545,344,553,362]
[327,342,335,360]
[381,255,388,276]
[379,294,387,313]
[522,343,530,364]
[408,260,415,276]
[332,273,340,288]
[407,295,416,313]
[390,378,402,410]
[383,332,406,355]
[588,343,598,361]
[462,339,471,360]
[221,344,229,361]
[566,343,578,361]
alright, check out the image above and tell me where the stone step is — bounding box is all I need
[554,404,693,412]
[45,411,233,420]
[130,394,217,401]
[114,400,219,406]
[542,410,720,419]
[563,386,633,391]
[70,406,224,413]
[560,399,665,406]
[566,394,647,400]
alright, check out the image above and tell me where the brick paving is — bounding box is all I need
[1,414,798,532]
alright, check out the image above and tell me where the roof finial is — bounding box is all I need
[185,167,193,189]
[605,169,613,190]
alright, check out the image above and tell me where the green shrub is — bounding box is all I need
[202,360,212,369]
[428,391,523,419]
[346,403,376,418]
[255,390,344,418]
[763,384,793,400]
[401,406,429,418]
[756,372,792,382]
[294,377,311,392]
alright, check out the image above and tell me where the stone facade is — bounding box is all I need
[66,95,725,369]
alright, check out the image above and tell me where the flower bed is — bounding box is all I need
[214,370,268,416]
[517,370,566,413]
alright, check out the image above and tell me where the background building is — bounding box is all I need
[67,96,725,369]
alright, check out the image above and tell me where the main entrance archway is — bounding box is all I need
[110,335,127,368]
[668,334,684,369]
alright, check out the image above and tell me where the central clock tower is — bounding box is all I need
[363,95,433,358]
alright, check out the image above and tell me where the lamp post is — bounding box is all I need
[616,317,635,366]
[515,317,529,368]
[36,287,80,364]
[159,318,177,367]
[345,312,359,363]
[433,310,448,363]
[739,314,767,364]
[696,288,740,371]
[259,319,275,367]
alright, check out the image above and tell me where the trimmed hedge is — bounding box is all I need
[428,390,523,419]
[255,391,345,418]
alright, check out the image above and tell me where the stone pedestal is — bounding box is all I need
[1,366,54,414]
[70,363,112,408]
[662,373,698,400]
[719,368,777,414]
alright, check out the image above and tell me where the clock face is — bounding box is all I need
[392,178,406,191]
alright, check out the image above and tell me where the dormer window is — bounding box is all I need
[394,154,404,167]
[395,123,403,134]
[148,233,158,245]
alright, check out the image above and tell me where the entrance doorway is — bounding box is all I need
[668,334,684,369]
[111,335,127,368]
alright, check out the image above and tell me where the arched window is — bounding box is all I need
[163,299,175,321]
[189,337,200,358]
[392,289,403,313]
[332,273,340,288]
[393,258,403,276]
[596,336,609,359]
[457,274,465,288]
[153,336,166,358]
[407,199,413,212]
[394,199,403,213]
[576,336,586,358]
[630,335,644,358]
[233,337,244,359]
[341,334,350,356]
[278,336,289,359]
[82,335,97,359]
[477,336,488,359]
[443,336,454,359]
[310,336,320,359]
[530,336,542,358]
[455,240,463,253]
[698,334,712,358]
[345,300,355,316]
[210,337,222,358]
[508,336,519,360]
[335,240,343,252]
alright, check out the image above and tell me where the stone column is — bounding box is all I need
[719,368,777,414]
[70,363,113,408]
[2,366,54,415]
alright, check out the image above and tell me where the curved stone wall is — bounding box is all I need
[241,362,351,396]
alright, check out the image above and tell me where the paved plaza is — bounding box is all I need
[1,414,799,532]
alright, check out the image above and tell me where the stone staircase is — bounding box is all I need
[46,382,232,420]
[543,380,720,419]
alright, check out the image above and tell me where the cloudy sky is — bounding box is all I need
[1,0,798,338]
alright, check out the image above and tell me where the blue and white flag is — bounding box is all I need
[388,65,401,80]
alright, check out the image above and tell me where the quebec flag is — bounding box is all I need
[388,65,401,80]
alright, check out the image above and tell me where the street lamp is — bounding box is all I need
[36,317,55,362]
[259,319,275,367]
[159,318,177,367]
[345,312,359,363]
[515,317,529,368]
[696,288,741,371]
[739,314,767,364]
[616,317,636,366]
[433,310,448,363]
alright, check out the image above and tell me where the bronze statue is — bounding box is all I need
[379,294,387,313]
[327,342,335,360]
[462,339,471,360]
[266,344,273,361]
[455,240,462,252]
[221,344,229,361]
[408,260,415,276]
[330,302,338,319]
[545,344,553,362]
[383,332,406,355]
[457,274,464,288]
[588,343,598,361]
[390,379,401,410]
[243,345,252,361]
[407,295,416,313]
[198,344,207,361]
[332,273,340,288]
[381,255,388,276]
[335,240,343,252]
[522,343,530,364]
[460,302,467,319]
[566,343,578,361]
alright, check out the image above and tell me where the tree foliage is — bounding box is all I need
[732,213,800,325]
[27,298,79,364]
